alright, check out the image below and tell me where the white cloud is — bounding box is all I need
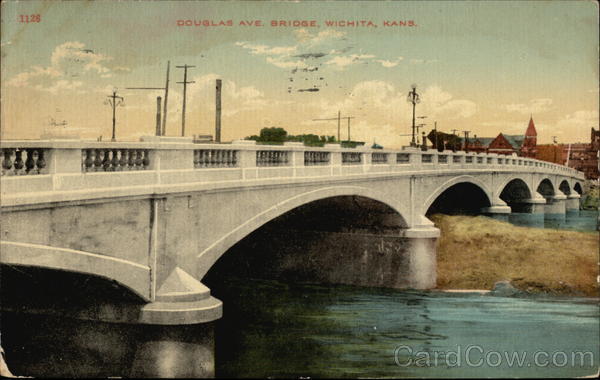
[421,86,477,119]
[293,29,346,45]
[374,57,404,68]
[325,54,375,69]
[7,41,129,93]
[234,42,297,56]
[504,98,553,114]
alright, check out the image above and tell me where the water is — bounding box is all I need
[508,209,599,232]
[213,279,599,378]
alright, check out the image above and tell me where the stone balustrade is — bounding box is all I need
[0,138,585,206]
[82,148,150,172]
[194,149,238,168]
[1,148,47,176]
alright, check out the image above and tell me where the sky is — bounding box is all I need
[1,0,598,147]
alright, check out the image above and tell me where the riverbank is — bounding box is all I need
[431,214,599,297]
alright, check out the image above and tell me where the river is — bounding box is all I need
[212,279,599,378]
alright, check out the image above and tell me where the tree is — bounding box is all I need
[259,127,287,143]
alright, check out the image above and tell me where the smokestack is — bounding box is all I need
[215,79,222,143]
[156,96,162,136]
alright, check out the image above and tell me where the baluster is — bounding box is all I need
[127,150,135,170]
[36,149,46,173]
[103,150,112,171]
[215,150,222,167]
[193,151,200,168]
[25,149,36,174]
[232,151,238,166]
[2,149,14,176]
[93,149,103,171]
[135,150,143,170]
[142,150,150,169]
[13,150,24,175]
[83,150,92,172]
[111,149,120,171]
[118,149,127,170]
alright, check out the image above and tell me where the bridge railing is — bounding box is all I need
[0,138,585,202]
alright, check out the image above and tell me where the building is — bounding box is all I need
[442,116,538,156]
[536,128,599,180]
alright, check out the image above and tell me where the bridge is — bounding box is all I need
[0,137,585,377]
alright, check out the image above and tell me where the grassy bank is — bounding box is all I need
[431,214,599,297]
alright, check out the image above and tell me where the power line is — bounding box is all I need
[176,64,195,137]
[125,61,171,136]
[313,111,354,142]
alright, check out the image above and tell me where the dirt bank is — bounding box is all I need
[431,214,599,297]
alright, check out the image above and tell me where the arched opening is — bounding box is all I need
[204,195,407,285]
[0,265,146,378]
[500,179,533,213]
[202,195,413,377]
[425,182,491,216]
[536,178,555,201]
[559,180,571,196]
[573,182,583,195]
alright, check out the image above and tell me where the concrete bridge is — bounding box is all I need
[0,137,585,377]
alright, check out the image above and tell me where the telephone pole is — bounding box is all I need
[215,79,222,143]
[313,111,354,142]
[126,61,171,136]
[462,130,471,152]
[176,64,195,137]
[162,61,170,136]
[106,90,124,142]
[406,84,421,147]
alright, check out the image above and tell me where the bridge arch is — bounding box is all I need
[573,181,583,195]
[0,241,150,301]
[196,185,409,279]
[536,178,556,200]
[558,180,571,195]
[422,175,492,215]
[499,178,533,212]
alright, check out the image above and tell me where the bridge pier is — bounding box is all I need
[481,203,511,222]
[566,194,581,216]
[545,193,567,221]
[402,226,440,289]
[507,196,547,228]
[1,266,222,378]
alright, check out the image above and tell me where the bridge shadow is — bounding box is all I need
[426,182,491,216]
[202,195,434,378]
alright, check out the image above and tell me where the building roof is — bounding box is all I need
[503,134,525,149]
[525,116,537,137]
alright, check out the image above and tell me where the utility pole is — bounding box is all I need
[162,61,170,136]
[126,61,171,136]
[215,79,222,143]
[156,96,162,136]
[345,116,355,141]
[462,130,471,152]
[338,110,340,141]
[176,64,195,137]
[106,90,124,142]
[406,84,420,147]
[313,112,354,143]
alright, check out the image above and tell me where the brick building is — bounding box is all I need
[536,128,599,180]
[459,116,538,156]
